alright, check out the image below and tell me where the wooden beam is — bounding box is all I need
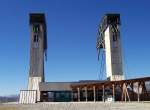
[124,86,127,102]
[137,82,140,102]
[120,84,124,101]
[77,87,80,102]
[112,84,115,102]
[142,81,149,100]
[102,85,105,102]
[85,87,88,102]
[131,82,134,101]
[125,83,130,102]
[93,86,96,102]
[122,83,126,102]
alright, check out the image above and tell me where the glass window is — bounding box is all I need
[33,25,40,33]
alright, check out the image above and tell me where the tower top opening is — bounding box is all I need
[29,13,46,25]
[102,13,120,25]
[100,14,120,34]
[29,13,47,50]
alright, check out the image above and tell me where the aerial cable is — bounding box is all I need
[101,49,106,80]
[98,49,105,80]
[101,50,106,80]
[100,50,104,80]
[98,49,103,80]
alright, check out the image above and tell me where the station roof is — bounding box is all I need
[39,77,150,91]
[39,82,73,91]
[39,80,105,91]
[71,77,150,89]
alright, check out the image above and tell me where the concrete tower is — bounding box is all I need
[28,13,47,101]
[97,14,124,81]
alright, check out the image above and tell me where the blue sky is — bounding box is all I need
[0,0,150,95]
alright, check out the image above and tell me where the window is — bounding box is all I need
[33,34,39,48]
[33,24,40,33]
[34,35,38,42]
[113,34,117,41]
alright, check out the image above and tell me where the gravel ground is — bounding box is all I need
[0,102,150,110]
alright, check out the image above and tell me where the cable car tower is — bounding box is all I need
[96,14,124,81]
[28,13,47,101]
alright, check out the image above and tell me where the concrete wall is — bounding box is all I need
[104,27,112,79]
[28,77,42,101]
[104,26,124,81]
[19,90,37,104]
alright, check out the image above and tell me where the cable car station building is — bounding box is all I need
[19,13,150,103]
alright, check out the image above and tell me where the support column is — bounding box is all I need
[85,87,88,102]
[112,84,115,102]
[131,83,134,101]
[142,81,149,100]
[121,84,124,101]
[96,88,98,101]
[93,86,96,102]
[137,82,140,102]
[102,85,105,102]
[125,92,127,102]
[124,84,127,102]
[126,83,130,102]
[77,87,80,102]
